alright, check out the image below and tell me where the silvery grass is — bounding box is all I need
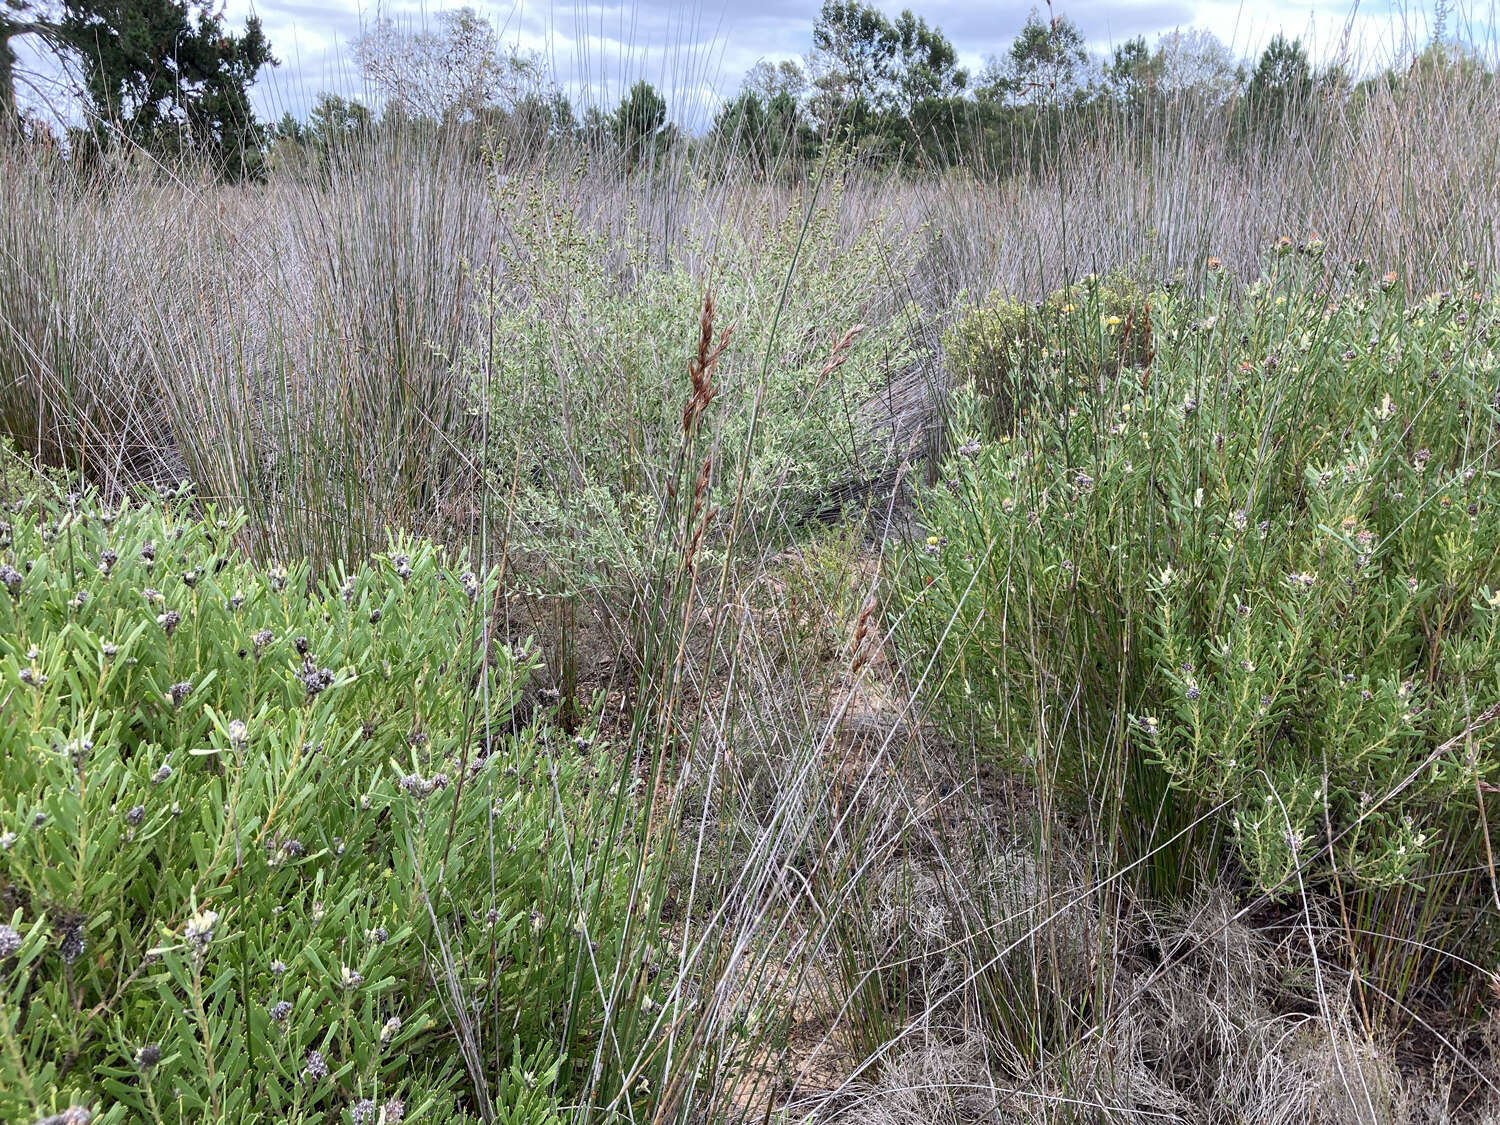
[4,48,1500,556]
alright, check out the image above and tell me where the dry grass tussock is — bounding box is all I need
[824,879,1500,1125]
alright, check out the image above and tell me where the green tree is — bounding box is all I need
[2,0,274,172]
[1245,33,1313,128]
[1105,35,1160,109]
[891,9,967,112]
[980,8,1089,105]
[611,78,668,168]
[712,88,768,166]
[1382,35,1492,95]
[272,109,302,143]
[767,88,814,155]
[72,0,274,174]
[811,0,898,116]
[807,2,967,156]
[306,90,372,148]
[508,87,575,150]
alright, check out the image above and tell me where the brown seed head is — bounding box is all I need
[683,290,734,435]
[817,323,867,389]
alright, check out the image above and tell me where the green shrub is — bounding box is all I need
[475,171,917,600]
[0,490,653,1122]
[944,273,1153,433]
[894,262,1500,1014]
[0,444,76,508]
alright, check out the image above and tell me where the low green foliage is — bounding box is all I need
[895,260,1500,1008]
[943,272,1153,433]
[0,490,653,1122]
[476,170,917,594]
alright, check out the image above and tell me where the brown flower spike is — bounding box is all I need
[683,291,734,436]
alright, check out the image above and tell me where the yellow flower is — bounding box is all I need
[1104,315,1122,326]
[1062,303,1078,313]
[926,535,940,547]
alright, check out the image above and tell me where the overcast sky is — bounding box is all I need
[12,0,1473,127]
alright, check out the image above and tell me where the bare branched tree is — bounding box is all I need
[354,6,535,124]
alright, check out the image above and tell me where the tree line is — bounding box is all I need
[1,0,1492,179]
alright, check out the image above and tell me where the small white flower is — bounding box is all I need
[184,908,219,949]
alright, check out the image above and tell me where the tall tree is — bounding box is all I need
[807,2,966,144]
[723,60,815,167]
[306,90,372,148]
[744,58,807,105]
[979,8,1089,105]
[1,2,45,134]
[355,7,531,124]
[1245,33,1312,125]
[712,88,768,166]
[811,0,898,112]
[1105,35,1160,109]
[1153,28,1242,102]
[508,87,575,146]
[2,0,274,170]
[891,9,966,112]
[611,78,668,168]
